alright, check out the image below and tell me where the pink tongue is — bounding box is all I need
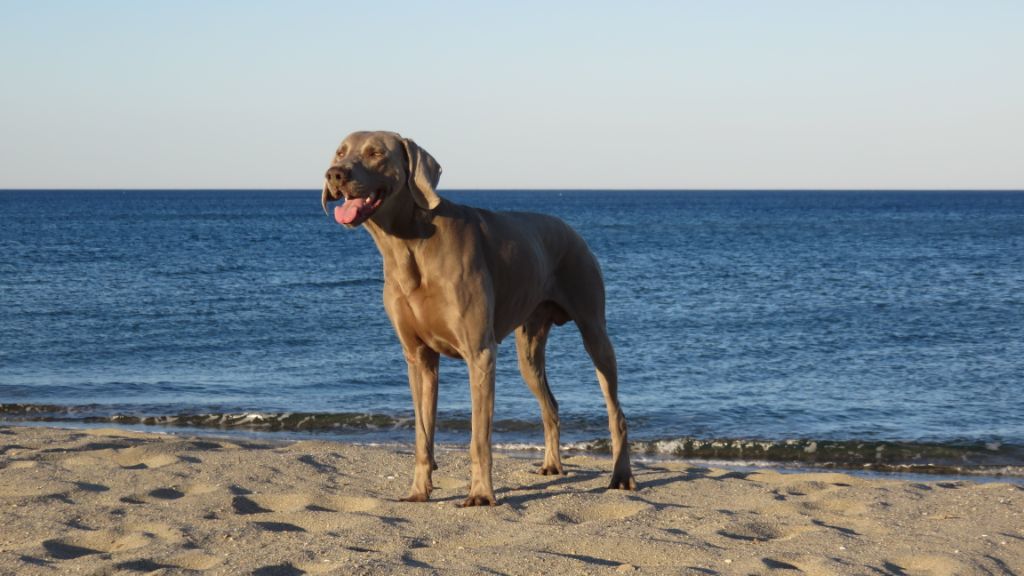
[334,198,367,225]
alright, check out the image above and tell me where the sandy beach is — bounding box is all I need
[0,426,1020,575]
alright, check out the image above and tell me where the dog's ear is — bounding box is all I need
[401,138,442,211]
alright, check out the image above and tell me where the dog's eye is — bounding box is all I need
[367,149,385,158]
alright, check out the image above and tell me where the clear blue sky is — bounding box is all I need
[1,1,1021,189]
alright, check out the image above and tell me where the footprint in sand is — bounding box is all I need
[170,550,222,570]
[113,447,181,470]
[755,554,847,574]
[248,493,315,513]
[531,496,653,524]
[114,559,177,572]
[298,454,338,474]
[230,489,341,515]
[42,529,153,560]
[328,495,380,513]
[762,557,803,571]
[717,520,805,542]
[129,523,185,544]
[232,495,273,515]
[253,564,305,576]
[74,481,110,493]
[148,487,186,500]
[40,523,220,571]
[177,482,218,496]
[253,521,307,533]
[792,498,878,538]
[42,539,104,560]
[883,555,967,576]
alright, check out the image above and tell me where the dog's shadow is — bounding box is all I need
[421,460,737,508]
[492,461,723,508]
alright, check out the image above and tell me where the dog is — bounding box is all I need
[321,131,635,506]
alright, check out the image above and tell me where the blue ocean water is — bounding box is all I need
[2,190,1023,472]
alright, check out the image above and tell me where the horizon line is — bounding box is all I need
[3,187,1023,193]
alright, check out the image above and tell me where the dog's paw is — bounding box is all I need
[400,492,431,503]
[536,465,564,476]
[608,474,637,491]
[460,494,498,507]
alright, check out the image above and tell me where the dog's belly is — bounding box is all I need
[420,332,462,359]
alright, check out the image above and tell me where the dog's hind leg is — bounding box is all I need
[556,250,636,490]
[577,318,636,490]
[515,305,563,475]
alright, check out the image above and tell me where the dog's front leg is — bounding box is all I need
[401,345,440,502]
[462,345,498,507]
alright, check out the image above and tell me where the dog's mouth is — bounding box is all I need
[324,186,386,228]
[335,189,385,227]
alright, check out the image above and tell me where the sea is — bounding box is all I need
[2,190,1022,478]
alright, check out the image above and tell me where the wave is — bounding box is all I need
[562,437,1024,477]
[0,404,413,432]
[3,403,1022,477]
[0,403,551,434]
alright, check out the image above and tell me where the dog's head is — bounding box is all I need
[322,131,442,228]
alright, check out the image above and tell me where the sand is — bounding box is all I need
[0,426,1021,575]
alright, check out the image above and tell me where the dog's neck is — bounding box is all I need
[363,188,440,295]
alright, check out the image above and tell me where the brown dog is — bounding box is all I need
[322,131,635,506]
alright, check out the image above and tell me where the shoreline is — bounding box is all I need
[2,424,1021,574]
[4,417,1023,483]
[6,416,1024,483]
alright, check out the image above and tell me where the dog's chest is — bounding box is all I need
[382,254,466,358]
[390,289,462,358]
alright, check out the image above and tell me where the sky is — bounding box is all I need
[1,1,1021,190]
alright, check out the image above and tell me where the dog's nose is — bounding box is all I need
[325,164,352,184]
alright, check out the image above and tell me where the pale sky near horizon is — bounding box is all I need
[1,1,1021,190]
